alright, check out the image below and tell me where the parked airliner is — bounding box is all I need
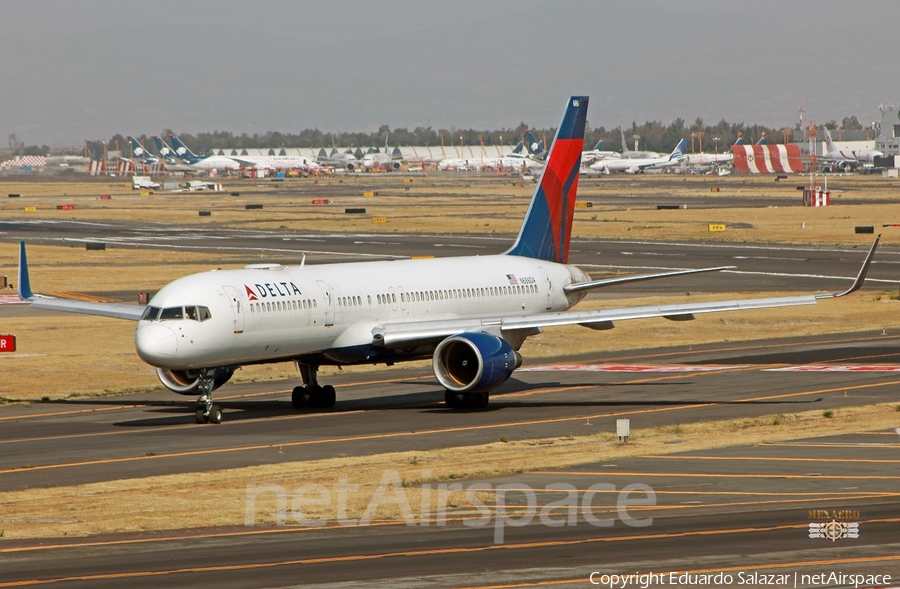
[18,96,878,424]
[168,134,241,171]
[822,128,883,171]
[589,138,687,173]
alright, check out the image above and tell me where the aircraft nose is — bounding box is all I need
[135,323,177,365]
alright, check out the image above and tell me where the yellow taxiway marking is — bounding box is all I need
[2,518,898,587]
[0,375,429,424]
[534,470,900,480]
[3,379,900,476]
[639,454,900,464]
[455,553,900,589]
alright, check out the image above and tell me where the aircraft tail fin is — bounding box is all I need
[593,139,604,151]
[128,136,147,162]
[18,241,33,300]
[823,128,837,153]
[509,141,524,155]
[669,138,686,161]
[620,129,630,154]
[169,134,199,162]
[506,96,588,264]
[525,131,540,155]
[153,135,173,159]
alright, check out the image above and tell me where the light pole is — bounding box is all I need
[713,136,720,175]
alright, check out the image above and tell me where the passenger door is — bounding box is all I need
[221,285,244,334]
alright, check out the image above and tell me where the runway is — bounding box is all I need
[1,219,895,298]
[1,333,899,587]
[2,215,899,586]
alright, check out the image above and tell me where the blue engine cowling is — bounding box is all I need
[156,366,236,396]
[432,333,520,394]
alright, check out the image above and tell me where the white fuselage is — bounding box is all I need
[822,149,883,164]
[683,153,733,166]
[590,153,680,173]
[186,155,242,171]
[135,255,588,370]
[239,155,319,171]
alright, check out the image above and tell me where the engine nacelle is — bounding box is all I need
[389,160,402,171]
[433,332,520,394]
[346,162,357,172]
[156,366,236,396]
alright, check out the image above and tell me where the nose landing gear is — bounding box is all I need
[194,368,224,424]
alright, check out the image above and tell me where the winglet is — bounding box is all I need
[18,241,34,300]
[816,234,880,299]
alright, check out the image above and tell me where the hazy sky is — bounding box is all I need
[2,0,898,147]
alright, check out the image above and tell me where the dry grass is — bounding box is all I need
[2,175,900,245]
[0,403,895,540]
[1,236,898,400]
[2,175,900,400]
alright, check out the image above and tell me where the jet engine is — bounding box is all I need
[432,332,521,394]
[156,366,236,395]
[389,160,402,171]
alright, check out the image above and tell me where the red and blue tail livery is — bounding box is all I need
[506,96,588,264]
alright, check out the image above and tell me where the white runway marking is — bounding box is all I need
[765,365,900,372]
[519,364,745,373]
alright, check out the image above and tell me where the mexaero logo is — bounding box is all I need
[244,282,302,299]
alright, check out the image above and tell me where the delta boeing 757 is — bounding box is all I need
[17,97,878,424]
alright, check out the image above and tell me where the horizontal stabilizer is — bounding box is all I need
[564,266,735,294]
[18,241,144,321]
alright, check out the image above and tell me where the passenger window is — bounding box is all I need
[159,307,184,320]
[142,306,160,321]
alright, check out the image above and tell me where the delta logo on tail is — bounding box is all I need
[507,96,588,265]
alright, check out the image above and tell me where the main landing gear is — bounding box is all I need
[291,364,336,409]
[444,390,490,409]
[194,368,224,424]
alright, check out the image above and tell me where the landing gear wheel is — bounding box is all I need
[207,404,223,424]
[195,408,208,424]
[307,385,324,408]
[321,385,336,408]
[291,386,307,409]
[445,390,460,408]
[474,392,489,408]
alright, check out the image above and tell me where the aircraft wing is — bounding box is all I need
[375,236,879,348]
[374,294,817,347]
[228,157,258,167]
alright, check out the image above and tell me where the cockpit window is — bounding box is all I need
[145,305,211,321]
[142,306,161,321]
[159,307,185,320]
